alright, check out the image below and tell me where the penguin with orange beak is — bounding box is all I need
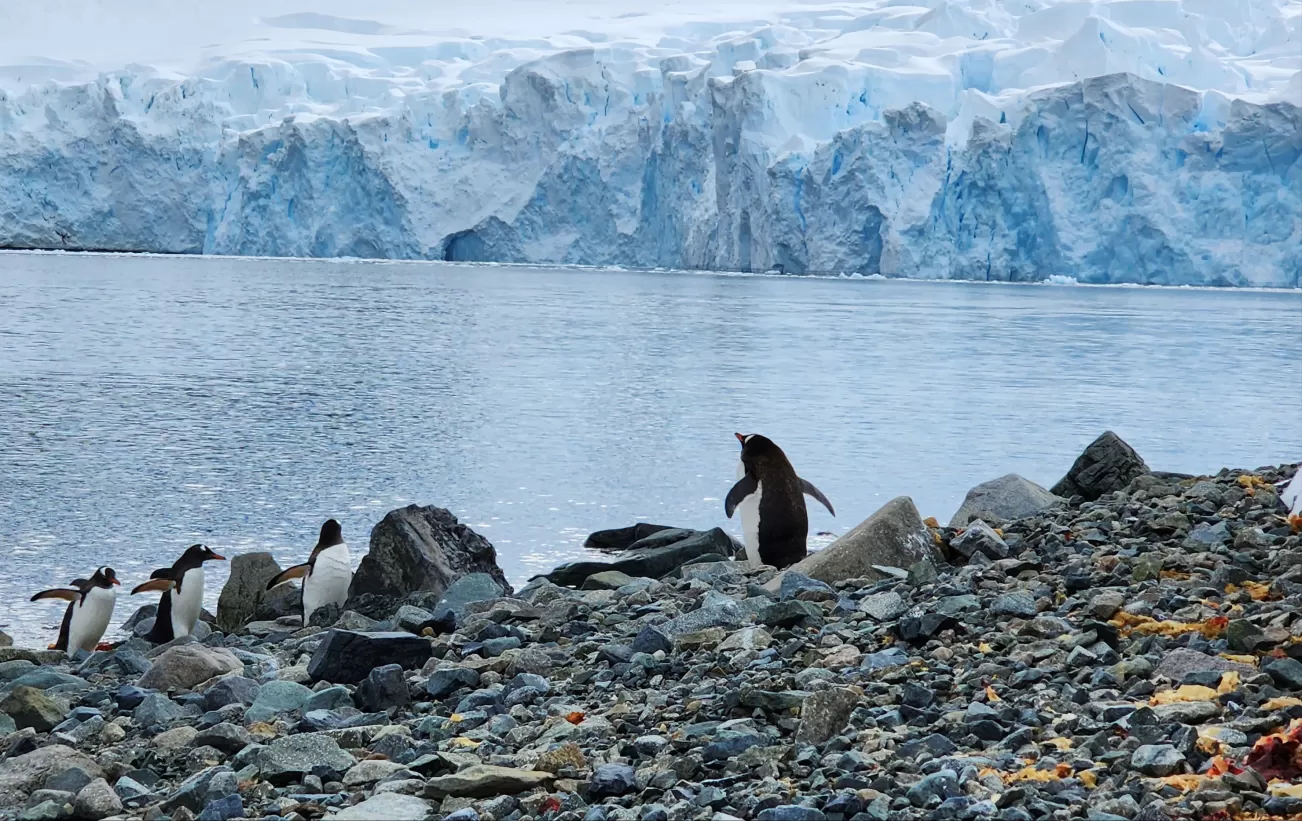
[31,566,121,653]
[131,544,225,642]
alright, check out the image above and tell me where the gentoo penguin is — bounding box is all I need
[725,433,835,569]
[1283,465,1302,532]
[131,544,225,642]
[30,566,121,653]
[265,519,352,624]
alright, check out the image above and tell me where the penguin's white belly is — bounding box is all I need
[303,544,352,622]
[736,461,763,567]
[171,567,205,638]
[69,587,117,653]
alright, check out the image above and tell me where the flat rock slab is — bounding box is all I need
[767,497,936,589]
[424,765,553,798]
[334,793,433,821]
[138,645,243,692]
[307,630,433,684]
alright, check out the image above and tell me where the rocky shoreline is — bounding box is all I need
[1,432,1300,821]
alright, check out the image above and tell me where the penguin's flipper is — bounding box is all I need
[131,578,176,595]
[266,564,310,590]
[30,588,80,603]
[725,474,759,518]
[800,478,835,516]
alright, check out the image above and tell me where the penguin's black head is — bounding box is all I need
[735,432,792,472]
[180,544,226,566]
[319,519,344,547]
[91,567,120,587]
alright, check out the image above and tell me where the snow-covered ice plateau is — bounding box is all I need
[1,0,1299,286]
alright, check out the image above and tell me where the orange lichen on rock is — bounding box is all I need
[1263,697,1302,711]
[565,711,585,725]
[1110,611,1228,639]
[980,763,1074,784]
[1226,581,1275,601]
[1150,685,1220,705]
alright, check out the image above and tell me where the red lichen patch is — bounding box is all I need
[1244,719,1302,782]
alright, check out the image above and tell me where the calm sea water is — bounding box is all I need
[2,252,1299,646]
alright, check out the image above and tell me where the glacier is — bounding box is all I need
[0,0,1299,286]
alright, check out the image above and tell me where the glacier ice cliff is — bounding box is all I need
[0,7,1299,287]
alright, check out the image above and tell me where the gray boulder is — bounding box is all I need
[216,552,301,633]
[795,688,860,745]
[307,630,433,685]
[0,685,67,732]
[348,505,511,601]
[138,645,243,691]
[768,497,937,588]
[72,779,122,821]
[335,793,433,820]
[948,475,1064,528]
[1052,431,1150,501]
[0,745,103,808]
[259,734,356,785]
[424,765,553,798]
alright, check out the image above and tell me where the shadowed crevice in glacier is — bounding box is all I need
[1,62,1298,286]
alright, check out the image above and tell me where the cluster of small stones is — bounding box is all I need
[1,453,1300,821]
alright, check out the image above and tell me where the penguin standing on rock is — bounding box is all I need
[31,566,121,653]
[265,519,352,625]
[131,544,225,642]
[725,433,835,569]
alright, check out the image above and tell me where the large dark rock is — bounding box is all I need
[348,505,512,603]
[542,527,738,587]
[1052,431,1150,501]
[307,630,433,685]
[216,552,301,633]
[584,523,678,551]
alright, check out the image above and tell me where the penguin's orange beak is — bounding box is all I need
[211,552,226,561]
[110,578,120,585]
[734,432,746,444]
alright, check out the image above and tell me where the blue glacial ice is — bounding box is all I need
[0,0,1298,286]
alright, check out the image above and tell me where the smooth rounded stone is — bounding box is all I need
[133,693,186,727]
[659,601,747,638]
[585,522,678,550]
[587,763,637,798]
[72,779,121,821]
[304,684,354,712]
[152,725,199,750]
[719,627,773,652]
[138,645,243,692]
[775,573,835,601]
[391,604,436,634]
[161,766,237,813]
[0,659,37,682]
[0,714,15,736]
[8,670,87,691]
[17,800,65,821]
[633,735,669,757]
[1154,649,1254,681]
[0,685,68,732]
[202,676,260,710]
[349,505,511,602]
[357,663,412,712]
[245,679,313,723]
[581,571,640,591]
[343,760,408,788]
[857,591,906,621]
[631,625,673,655]
[481,637,522,657]
[1131,744,1185,776]
[702,731,766,762]
[1051,431,1150,501]
[307,630,434,684]
[795,688,859,746]
[195,793,244,821]
[44,766,96,795]
[259,734,357,785]
[756,808,825,821]
[949,520,1010,560]
[949,474,1064,528]
[1090,591,1127,620]
[906,769,960,808]
[759,600,823,628]
[769,497,937,586]
[444,808,480,821]
[335,793,434,821]
[426,667,481,699]
[425,765,553,799]
[215,552,300,633]
[193,723,252,755]
[0,745,104,808]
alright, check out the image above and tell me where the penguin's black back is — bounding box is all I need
[743,436,810,569]
[143,589,176,643]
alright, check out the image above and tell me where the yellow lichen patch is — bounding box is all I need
[1218,671,1241,693]
[1226,581,1275,601]
[1264,697,1302,711]
[923,517,939,528]
[980,763,1073,784]
[1270,782,1302,798]
[1239,475,1272,494]
[452,737,480,748]
[1078,770,1098,788]
[1160,774,1212,792]
[1044,737,1074,751]
[1150,685,1220,705]
[978,643,993,654]
[986,685,1002,702]
[1220,654,1258,667]
[1111,611,1228,639]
